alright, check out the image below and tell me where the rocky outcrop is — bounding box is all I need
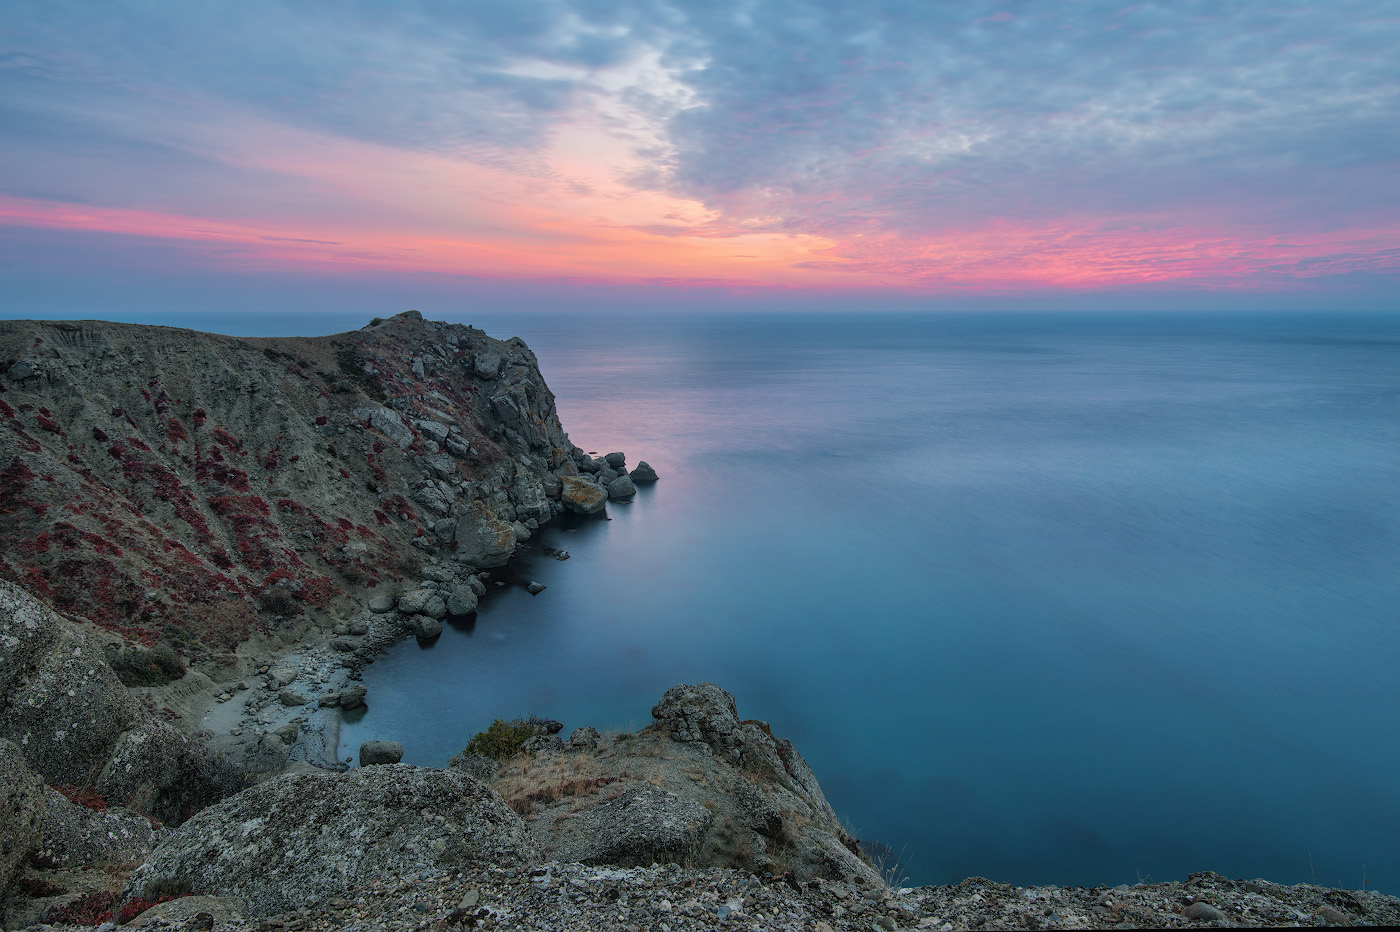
[493,684,880,887]
[125,766,535,917]
[0,739,43,893]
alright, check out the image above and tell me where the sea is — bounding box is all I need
[334,310,1400,893]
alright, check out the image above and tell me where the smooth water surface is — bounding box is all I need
[342,311,1400,892]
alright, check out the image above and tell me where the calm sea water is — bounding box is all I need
[340,311,1400,893]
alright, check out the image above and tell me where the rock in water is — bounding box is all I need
[445,584,479,616]
[359,740,404,765]
[560,476,608,514]
[607,474,637,499]
[629,461,659,482]
[126,766,535,917]
[526,581,547,595]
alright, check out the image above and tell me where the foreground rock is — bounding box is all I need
[125,765,535,917]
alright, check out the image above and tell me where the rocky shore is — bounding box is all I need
[3,312,1396,929]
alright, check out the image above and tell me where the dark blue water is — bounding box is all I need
[340,311,1400,893]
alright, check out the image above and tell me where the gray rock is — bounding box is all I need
[415,419,450,445]
[596,465,620,483]
[650,682,749,765]
[603,451,627,468]
[6,359,35,380]
[467,575,487,597]
[395,589,439,616]
[448,752,500,783]
[473,351,503,380]
[347,618,370,636]
[338,685,367,710]
[329,637,357,652]
[569,726,601,750]
[520,734,564,755]
[0,738,44,892]
[454,501,518,567]
[93,721,246,826]
[352,405,414,449]
[421,453,456,479]
[273,724,300,745]
[279,688,307,706]
[359,740,404,765]
[368,595,395,614]
[126,766,534,917]
[409,614,443,638]
[577,456,603,474]
[1184,902,1227,921]
[560,476,607,514]
[444,434,472,458]
[445,585,479,616]
[526,581,547,595]
[607,474,637,499]
[630,461,659,482]
[268,665,298,687]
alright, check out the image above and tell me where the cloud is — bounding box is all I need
[0,0,1397,301]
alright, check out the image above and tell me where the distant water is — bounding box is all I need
[340,311,1400,893]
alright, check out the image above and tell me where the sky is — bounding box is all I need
[2,0,1398,322]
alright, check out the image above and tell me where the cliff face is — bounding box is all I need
[0,311,580,659]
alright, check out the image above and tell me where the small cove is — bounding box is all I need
[340,310,1400,893]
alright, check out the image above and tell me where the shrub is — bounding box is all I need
[105,643,186,687]
[454,719,542,762]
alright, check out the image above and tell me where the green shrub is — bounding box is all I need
[455,719,541,762]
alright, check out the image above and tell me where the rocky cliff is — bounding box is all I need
[0,310,628,661]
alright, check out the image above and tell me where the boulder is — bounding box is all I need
[560,476,607,515]
[630,461,659,482]
[525,581,547,595]
[359,740,404,765]
[94,720,247,826]
[454,501,518,567]
[473,351,503,380]
[279,688,306,706]
[367,595,395,614]
[607,474,637,499]
[352,405,414,449]
[0,738,43,893]
[409,614,442,639]
[124,895,244,928]
[445,585,479,616]
[338,684,367,710]
[126,766,535,917]
[569,726,600,750]
[603,451,627,468]
[466,575,487,597]
[395,588,438,615]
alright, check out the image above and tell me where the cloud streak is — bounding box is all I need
[1,0,1397,309]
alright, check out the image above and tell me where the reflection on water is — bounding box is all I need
[342,311,1400,893]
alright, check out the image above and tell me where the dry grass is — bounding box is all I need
[491,753,621,817]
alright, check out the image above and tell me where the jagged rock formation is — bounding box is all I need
[0,310,609,659]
